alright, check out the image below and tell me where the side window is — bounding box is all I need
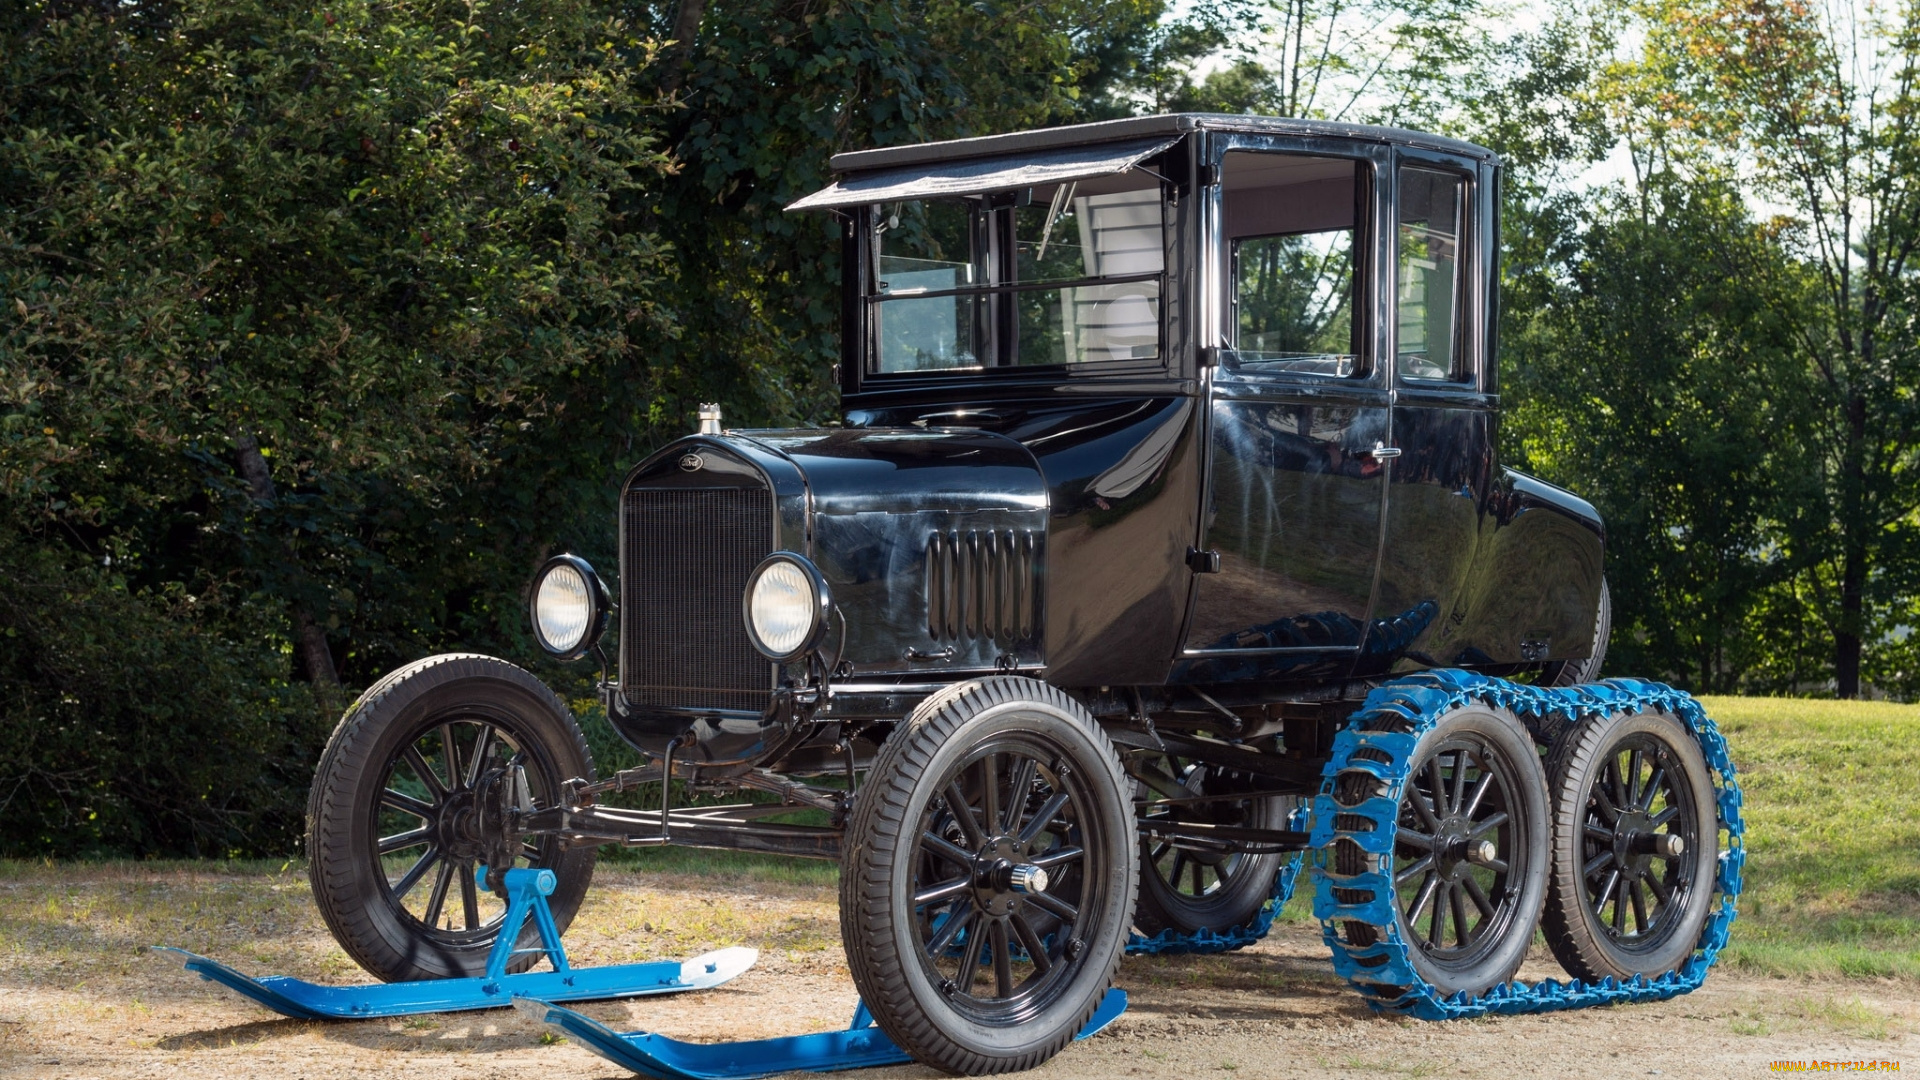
[1395,167,1468,382]
[1221,151,1365,378]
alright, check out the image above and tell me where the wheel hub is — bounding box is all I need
[1434,816,1477,882]
[971,835,1047,916]
[1613,809,1660,878]
[436,790,483,860]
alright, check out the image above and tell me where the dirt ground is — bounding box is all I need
[1,863,1912,1079]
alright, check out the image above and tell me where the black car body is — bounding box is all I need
[604,113,1604,774]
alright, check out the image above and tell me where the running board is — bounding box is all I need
[516,987,1129,1079]
[159,866,755,1019]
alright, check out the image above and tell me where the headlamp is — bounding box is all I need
[528,554,610,660]
[742,552,832,662]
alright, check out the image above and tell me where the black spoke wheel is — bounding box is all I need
[842,677,1135,1075]
[1130,753,1292,937]
[1543,707,1716,980]
[1335,705,1548,995]
[307,654,595,982]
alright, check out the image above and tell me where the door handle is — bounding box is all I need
[1362,442,1403,460]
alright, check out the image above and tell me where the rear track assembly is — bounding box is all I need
[1310,671,1745,1018]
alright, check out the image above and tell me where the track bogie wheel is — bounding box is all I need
[1329,704,1549,996]
[1130,752,1293,938]
[1543,706,1719,981]
[840,677,1136,1075]
[307,653,596,982]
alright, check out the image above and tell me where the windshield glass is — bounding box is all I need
[869,171,1165,373]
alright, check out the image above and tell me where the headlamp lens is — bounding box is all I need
[534,562,592,655]
[747,559,818,659]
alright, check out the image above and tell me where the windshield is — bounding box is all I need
[868,171,1165,374]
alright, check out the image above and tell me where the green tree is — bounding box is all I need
[1,0,676,852]
[1503,179,1823,692]
[1552,0,1920,697]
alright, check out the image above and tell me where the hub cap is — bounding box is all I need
[911,738,1100,1020]
[1579,738,1698,945]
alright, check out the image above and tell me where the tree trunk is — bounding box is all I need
[659,0,707,94]
[1836,544,1864,698]
[291,608,341,688]
[233,432,340,687]
[1834,392,1868,699]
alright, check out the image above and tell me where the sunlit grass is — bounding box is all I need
[2,696,1912,995]
[1699,696,1920,981]
[0,853,843,992]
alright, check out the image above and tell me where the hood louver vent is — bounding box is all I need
[925,530,1040,643]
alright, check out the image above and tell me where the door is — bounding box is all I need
[1365,152,1496,676]
[1178,141,1392,681]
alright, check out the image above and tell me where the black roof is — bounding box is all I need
[829,113,1498,174]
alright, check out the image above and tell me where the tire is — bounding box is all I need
[1334,704,1549,995]
[1542,707,1718,981]
[307,653,597,982]
[1545,578,1612,687]
[840,677,1136,1075]
[1130,752,1290,937]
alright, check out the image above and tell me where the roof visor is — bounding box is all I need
[785,135,1180,212]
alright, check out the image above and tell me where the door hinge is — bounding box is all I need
[1186,547,1221,574]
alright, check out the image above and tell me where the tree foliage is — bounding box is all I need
[0,0,1178,855]
[7,0,1919,857]
[4,0,670,854]
[1498,0,1920,698]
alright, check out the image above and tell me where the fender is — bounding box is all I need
[1422,468,1606,667]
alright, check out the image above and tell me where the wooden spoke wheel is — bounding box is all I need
[841,677,1135,1074]
[1335,705,1549,995]
[307,654,595,982]
[1543,707,1718,980]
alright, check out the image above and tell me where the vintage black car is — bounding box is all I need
[304,115,1726,1076]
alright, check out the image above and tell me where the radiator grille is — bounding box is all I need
[925,529,1040,643]
[621,485,774,713]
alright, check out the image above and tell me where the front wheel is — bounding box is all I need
[841,678,1136,1075]
[306,653,596,982]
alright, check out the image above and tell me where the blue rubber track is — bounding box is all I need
[1310,670,1746,1019]
[1125,855,1302,956]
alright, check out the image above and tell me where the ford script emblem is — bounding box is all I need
[678,453,704,473]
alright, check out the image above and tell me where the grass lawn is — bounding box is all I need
[2,696,1910,987]
[1697,695,1920,981]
